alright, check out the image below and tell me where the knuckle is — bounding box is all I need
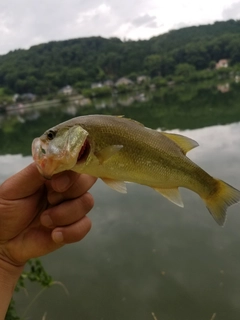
[79,216,92,234]
[79,192,94,211]
[64,217,92,243]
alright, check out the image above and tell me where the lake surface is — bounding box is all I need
[1,84,240,320]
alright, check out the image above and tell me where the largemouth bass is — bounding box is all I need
[32,115,240,226]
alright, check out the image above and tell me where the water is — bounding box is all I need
[1,84,240,320]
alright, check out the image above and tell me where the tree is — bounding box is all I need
[175,63,196,78]
[144,54,162,77]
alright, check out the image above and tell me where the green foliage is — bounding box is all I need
[152,77,168,87]
[233,63,240,72]
[0,87,5,95]
[216,67,232,79]
[116,84,135,93]
[74,81,91,93]
[92,86,112,97]
[58,94,69,103]
[127,72,138,81]
[209,60,217,70]
[82,86,112,97]
[144,54,162,77]
[190,69,216,81]
[6,259,53,319]
[45,93,55,100]
[5,300,20,320]
[175,63,196,78]
[21,259,52,287]
[0,87,12,105]
[81,88,93,97]
[0,20,240,95]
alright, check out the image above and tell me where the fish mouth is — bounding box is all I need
[32,134,91,179]
[32,138,59,178]
[77,139,91,164]
[32,136,90,179]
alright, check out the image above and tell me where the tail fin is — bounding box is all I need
[205,179,240,226]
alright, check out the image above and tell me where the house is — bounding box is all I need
[115,77,134,87]
[59,85,73,95]
[103,80,114,87]
[137,75,150,84]
[216,59,229,69]
[217,83,230,93]
[79,98,92,106]
[12,94,19,102]
[91,83,103,89]
[20,93,36,101]
[135,93,147,102]
[235,75,240,83]
[118,96,134,107]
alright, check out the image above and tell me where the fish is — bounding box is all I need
[32,114,240,226]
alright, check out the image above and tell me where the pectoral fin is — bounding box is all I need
[161,132,199,154]
[154,187,184,207]
[95,145,123,164]
[101,178,127,193]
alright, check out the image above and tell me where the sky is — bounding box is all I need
[0,0,240,55]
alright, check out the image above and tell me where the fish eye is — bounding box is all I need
[46,130,56,140]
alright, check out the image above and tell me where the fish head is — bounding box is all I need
[32,124,89,179]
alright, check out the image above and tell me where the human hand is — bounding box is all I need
[0,163,96,267]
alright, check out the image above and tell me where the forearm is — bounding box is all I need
[0,259,24,320]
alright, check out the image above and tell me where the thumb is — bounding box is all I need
[0,163,45,200]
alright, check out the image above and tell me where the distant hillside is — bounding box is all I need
[149,19,240,53]
[0,19,240,95]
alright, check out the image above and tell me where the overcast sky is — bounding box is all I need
[0,0,240,55]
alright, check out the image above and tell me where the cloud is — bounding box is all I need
[132,14,158,28]
[172,21,193,30]
[222,1,240,19]
[0,13,12,35]
[0,0,239,55]
[0,0,161,54]
[76,4,111,24]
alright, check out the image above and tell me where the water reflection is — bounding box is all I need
[1,83,240,157]
[0,155,32,184]
[1,84,240,319]
[1,117,240,320]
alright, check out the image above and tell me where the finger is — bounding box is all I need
[0,163,45,200]
[50,171,79,193]
[48,174,97,205]
[52,216,92,244]
[41,192,94,228]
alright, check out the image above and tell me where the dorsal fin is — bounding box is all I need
[161,132,199,154]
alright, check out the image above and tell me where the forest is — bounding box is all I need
[0,19,240,96]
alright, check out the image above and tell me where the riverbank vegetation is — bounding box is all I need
[0,19,240,102]
[1,81,240,156]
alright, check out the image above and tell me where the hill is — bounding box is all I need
[0,19,240,95]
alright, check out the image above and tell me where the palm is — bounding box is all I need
[0,163,96,266]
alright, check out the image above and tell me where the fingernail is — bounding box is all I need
[53,173,70,192]
[41,215,54,228]
[53,231,64,243]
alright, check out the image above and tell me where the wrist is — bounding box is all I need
[0,257,24,278]
[0,259,24,320]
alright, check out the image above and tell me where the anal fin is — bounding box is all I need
[101,178,127,193]
[154,187,184,207]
